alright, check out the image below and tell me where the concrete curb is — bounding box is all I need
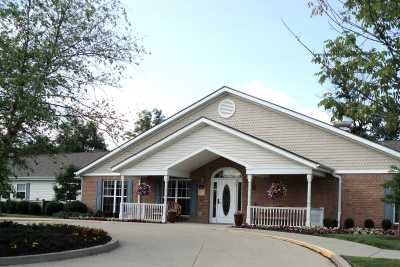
[0,239,119,266]
[230,229,350,267]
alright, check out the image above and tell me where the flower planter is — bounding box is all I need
[234,212,244,226]
[167,210,177,223]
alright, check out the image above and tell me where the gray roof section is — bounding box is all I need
[381,141,400,152]
[10,152,108,178]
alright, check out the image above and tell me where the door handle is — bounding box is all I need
[217,198,220,204]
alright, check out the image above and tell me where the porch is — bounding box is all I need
[116,159,337,227]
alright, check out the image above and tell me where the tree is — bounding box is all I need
[56,117,107,153]
[384,166,400,235]
[54,165,80,201]
[290,0,400,141]
[22,135,56,155]
[0,0,145,191]
[124,109,165,139]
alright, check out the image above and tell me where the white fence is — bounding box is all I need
[121,203,164,223]
[249,206,324,227]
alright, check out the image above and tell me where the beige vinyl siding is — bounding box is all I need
[9,180,56,201]
[88,92,400,173]
[122,125,304,172]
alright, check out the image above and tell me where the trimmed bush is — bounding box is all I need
[28,203,42,215]
[45,201,64,215]
[64,201,88,213]
[364,218,375,229]
[0,221,111,257]
[4,200,17,213]
[382,219,393,231]
[344,218,355,229]
[323,218,337,228]
[16,201,30,214]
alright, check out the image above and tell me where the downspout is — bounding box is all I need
[333,174,342,228]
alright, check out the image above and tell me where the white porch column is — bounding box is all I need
[246,174,253,225]
[306,174,313,227]
[119,175,125,220]
[335,174,342,228]
[162,175,169,223]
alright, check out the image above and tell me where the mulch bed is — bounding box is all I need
[0,221,111,257]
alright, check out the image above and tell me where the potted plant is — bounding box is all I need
[234,211,244,226]
[266,181,287,206]
[167,209,177,223]
[137,182,151,196]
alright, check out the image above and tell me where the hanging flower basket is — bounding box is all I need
[266,182,287,201]
[137,183,151,196]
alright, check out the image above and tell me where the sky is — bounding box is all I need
[99,1,339,147]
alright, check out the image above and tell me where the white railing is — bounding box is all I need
[121,203,164,223]
[249,206,325,227]
[250,206,306,227]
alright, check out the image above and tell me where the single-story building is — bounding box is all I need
[5,152,107,202]
[76,86,400,227]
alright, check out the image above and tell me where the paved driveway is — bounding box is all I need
[9,221,333,267]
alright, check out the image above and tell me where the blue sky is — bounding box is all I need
[102,0,339,142]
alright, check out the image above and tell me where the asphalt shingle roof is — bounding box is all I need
[10,152,108,177]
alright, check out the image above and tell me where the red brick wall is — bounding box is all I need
[341,173,392,227]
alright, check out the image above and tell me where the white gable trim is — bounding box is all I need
[76,86,400,175]
[111,118,322,172]
[166,146,250,170]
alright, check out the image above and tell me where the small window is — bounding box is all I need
[16,184,26,199]
[237,182,242,211]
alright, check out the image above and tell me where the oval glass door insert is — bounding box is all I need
[222,184,230,216]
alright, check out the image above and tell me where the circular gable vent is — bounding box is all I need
[218,99,236,118]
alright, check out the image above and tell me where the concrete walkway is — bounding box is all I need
[234,228,400,260]
[1,218,334,267]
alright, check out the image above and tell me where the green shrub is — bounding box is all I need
[381,219,393,231]
[344,218,355,229]
[28,203,42,215]
[16,201,30,214]
[64,201,87,213]
[364,218,375,229]
[4,200,17,213]
[45,201,64,215]
[323,218,337,228]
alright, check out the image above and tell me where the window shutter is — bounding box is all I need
[155,179,162,204]
[127,180,133,202]
[384,187,394,222]
[96,179,103,211]
[25,183,30,200]
[190,182,198,217]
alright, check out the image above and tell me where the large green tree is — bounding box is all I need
[56,117,107,153]
[304,0,400,141]
[0,0,145,194]
[124,109,165,139]
[53,165,80,201]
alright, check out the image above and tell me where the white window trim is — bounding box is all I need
[393,204,399,225]
[102,180,127,213]
[15,183,27,200]
[161,178,192,202]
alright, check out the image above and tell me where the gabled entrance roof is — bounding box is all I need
[76,86,400,176]
[111,117,333,175]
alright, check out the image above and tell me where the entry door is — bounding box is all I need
[216,179,237,224]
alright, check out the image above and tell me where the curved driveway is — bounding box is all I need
[10,221,334,267]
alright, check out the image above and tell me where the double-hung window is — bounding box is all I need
[102,180,127,215]
[16,184,27,200]
[162,179,191,215]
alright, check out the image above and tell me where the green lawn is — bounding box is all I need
[345,256,400,267]
[323,234,400,250]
